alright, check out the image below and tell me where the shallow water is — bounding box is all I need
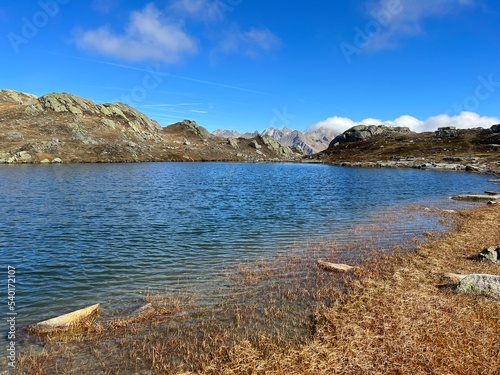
[0,162,492,326]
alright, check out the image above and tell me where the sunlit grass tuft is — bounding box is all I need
[15,204,500,374]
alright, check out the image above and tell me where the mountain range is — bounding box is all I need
[213,127,336,155]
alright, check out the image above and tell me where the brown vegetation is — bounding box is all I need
[16,204,500,374]
[0,90,300,164]
[318,130,500,174]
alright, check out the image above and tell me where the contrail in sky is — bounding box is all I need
[47,52,270,95]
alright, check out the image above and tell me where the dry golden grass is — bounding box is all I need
[15,205,500,374]
[202,205,500,375]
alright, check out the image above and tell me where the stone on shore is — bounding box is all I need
[451,194,500,202]
[478,246,500,263]
[29,303,100,334]
[457,274,500,298]
[317,260,354,273]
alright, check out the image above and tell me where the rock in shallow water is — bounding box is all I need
[29,303,100,334]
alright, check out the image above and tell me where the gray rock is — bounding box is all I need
[329,125,412,147]
[227,138,239,149]
[465,165,480,172]
[178,119,210,138]
[443,157,464,162]
[452,194,500,202]
[435,126,459,138]
[259,134,295,155]
[478,246,499,263]
[4,132,24,141]
[249,140,262,149]
[101,118,116,129]
[317,260,354,273]
[0,89,38,105]
[16,151,32,161]
[51,158,62,164]
[29,303,100,334]
[457,274,500,298]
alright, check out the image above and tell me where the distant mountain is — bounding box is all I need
[261,127,337,155]
[213,127,336,155]
[213,129,259,139]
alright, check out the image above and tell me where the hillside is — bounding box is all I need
[0,90,301,164]
[315,124,500,174]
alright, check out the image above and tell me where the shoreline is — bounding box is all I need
[3,156,500,177]
[14,201,500,374]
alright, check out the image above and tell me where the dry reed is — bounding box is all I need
[15,205,500,374]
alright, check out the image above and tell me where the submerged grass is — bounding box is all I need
[15,205,500,374]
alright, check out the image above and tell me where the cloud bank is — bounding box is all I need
[307,111,500,134]
[77,1,280,63]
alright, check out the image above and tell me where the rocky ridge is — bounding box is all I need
[0,90,301,164]
[314,124,500,175]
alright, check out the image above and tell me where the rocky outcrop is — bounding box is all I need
[0,89,38,105]
[482,124,500,134]
[329,125,413,148]
[168,119,211,139]
[259,135,295,156]
[24,92,162,136]
[435,127,459,139]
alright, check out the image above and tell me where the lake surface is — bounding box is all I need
[0,162,493,326]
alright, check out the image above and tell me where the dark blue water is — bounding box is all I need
[0,163,493,325]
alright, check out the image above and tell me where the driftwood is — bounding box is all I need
[29,303,100,334]
[317,260,354,273]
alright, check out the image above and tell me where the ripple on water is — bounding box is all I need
[0,162,493,325]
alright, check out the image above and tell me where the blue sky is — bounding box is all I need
[1,0,499,134]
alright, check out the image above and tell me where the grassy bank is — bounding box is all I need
[16,205,499,374]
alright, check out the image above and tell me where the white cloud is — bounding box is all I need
[307,112,500,134]
[168,0,224,21]
[421,112,500,131]
[77,4,197,63]
[364,0,475,50]
[218,27,281,57]
[78,2,280,62]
